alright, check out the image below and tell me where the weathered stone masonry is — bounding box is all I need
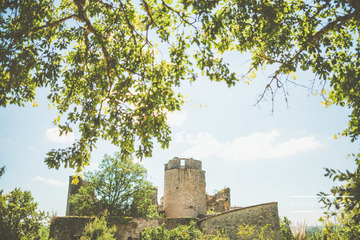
[200,202,280,240]
[50,202,280,240]
[51,157,281,240]
[206,187,231,213]
[164,158,206,218]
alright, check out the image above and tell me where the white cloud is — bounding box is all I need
[184,133,223,159]
[183,130,323,161]
[174,132,185,143]
[222,131,323,161]
[45,128,75,143]
[167,111,188,126]
[33,176,46,181]
[28,146,35,150]
[33,176,66,186]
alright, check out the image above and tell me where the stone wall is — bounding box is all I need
[49,216,197,240]
[200,202,281,240]
[114,218,197,240]
[49,216,93,240]
[206,188,231,213]
[164,158,206,218]
[184,158,202,169]
[51,203,280,240]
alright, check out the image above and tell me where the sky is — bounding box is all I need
[1,50,359,226]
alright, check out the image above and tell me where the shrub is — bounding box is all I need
[141,222,201,240]
[80,216,117,240]
[141,221,229,240]
[237,223,274,240]
[280,217,294,240]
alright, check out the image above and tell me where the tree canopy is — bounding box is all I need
[69,152,158,217]
[0,188,47,240]
[0,167,47,240]
[203,0,360,141]
[1,0,237,174]
[1,0,360,174]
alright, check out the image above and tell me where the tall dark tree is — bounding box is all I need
[0,166,5,195]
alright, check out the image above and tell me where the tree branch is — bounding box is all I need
[28,14,77,35]
[161,0,196,27]
[311,10,360,44]
[0,14,77,39]
[141,0,158,28]
[119,0,138,45]
[73,0,111,80]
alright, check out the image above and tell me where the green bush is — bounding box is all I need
[280,217,295,240]
[237,223,274,240]
[141,221,229,240]
[40,226,50,240]
[141,222,201,240]
[80,216,117,240]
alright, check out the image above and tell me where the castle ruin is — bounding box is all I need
[50,157,281,239]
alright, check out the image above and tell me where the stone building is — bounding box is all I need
[66,176,87,216]
[51,157,281,239]
[163,158,206,218]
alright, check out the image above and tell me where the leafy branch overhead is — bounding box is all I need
[2,0,360,172]
[1,0,236,173]
[205,0,360,140]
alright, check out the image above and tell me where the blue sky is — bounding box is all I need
[0,51,359,226]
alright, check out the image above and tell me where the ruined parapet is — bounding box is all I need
[66,176,86,216]
[150,187,158,206]
[164,157,206,218]
[206,188,231,213]
[158,196,164,213]
[164,157,202,170]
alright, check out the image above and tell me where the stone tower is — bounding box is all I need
[164,157,206,218]
[66,176,86,216]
